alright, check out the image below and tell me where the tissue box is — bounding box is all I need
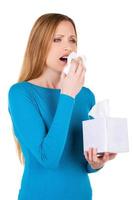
[82,117,129,153]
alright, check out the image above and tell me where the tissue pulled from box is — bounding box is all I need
[82,99,129,153]
[89,99,110,118]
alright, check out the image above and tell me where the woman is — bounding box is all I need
[8,13,117,200]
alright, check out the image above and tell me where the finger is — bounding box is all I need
[69,56,83,74]
[90,148,93,162]
[75,56,83,64]
[75,64,84,78]
[92,148,98,162]
[87,148,92,162]
[109,153,117,160]
[75,57,85,70]
[68,59,78,74]
[75,58,84,74]
[103,152,109,162]
[109,153,117,156]
[80,69,86,81]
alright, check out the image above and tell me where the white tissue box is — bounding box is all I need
[82,117,129,153]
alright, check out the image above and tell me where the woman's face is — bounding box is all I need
[46,20,77,72]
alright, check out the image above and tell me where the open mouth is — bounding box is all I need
[59,56,68,64]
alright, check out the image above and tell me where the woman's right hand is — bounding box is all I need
[60,57,86,98]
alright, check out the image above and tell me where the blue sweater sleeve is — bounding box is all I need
[85,91,103,173]
[8,84,75,169]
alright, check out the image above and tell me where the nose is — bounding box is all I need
[64,47,72,54]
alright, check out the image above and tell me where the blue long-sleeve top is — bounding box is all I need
[8,81,101,200]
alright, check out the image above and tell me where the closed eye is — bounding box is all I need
[70,39,77,44]
[53,38,77,44]
[53,38,61,42]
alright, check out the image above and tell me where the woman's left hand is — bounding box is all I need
[84,148,117,169]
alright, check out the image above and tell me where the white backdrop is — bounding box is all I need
[0,0,132,199]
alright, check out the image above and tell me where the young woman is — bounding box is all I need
[8,13,117,200]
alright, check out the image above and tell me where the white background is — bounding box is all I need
[0,0,133,199]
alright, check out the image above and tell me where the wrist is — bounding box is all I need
[61,91,75,99]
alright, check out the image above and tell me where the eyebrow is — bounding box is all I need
[54,34,77,38]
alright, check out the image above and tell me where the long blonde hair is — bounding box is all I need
[13,13,77,164]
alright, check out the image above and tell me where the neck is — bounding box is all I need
[37,67,62,89]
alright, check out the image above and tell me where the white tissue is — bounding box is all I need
[63,51,86,75]
[89,99,110,118]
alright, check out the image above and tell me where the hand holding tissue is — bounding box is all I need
[63,52,86,75]
[82,100,129,153]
